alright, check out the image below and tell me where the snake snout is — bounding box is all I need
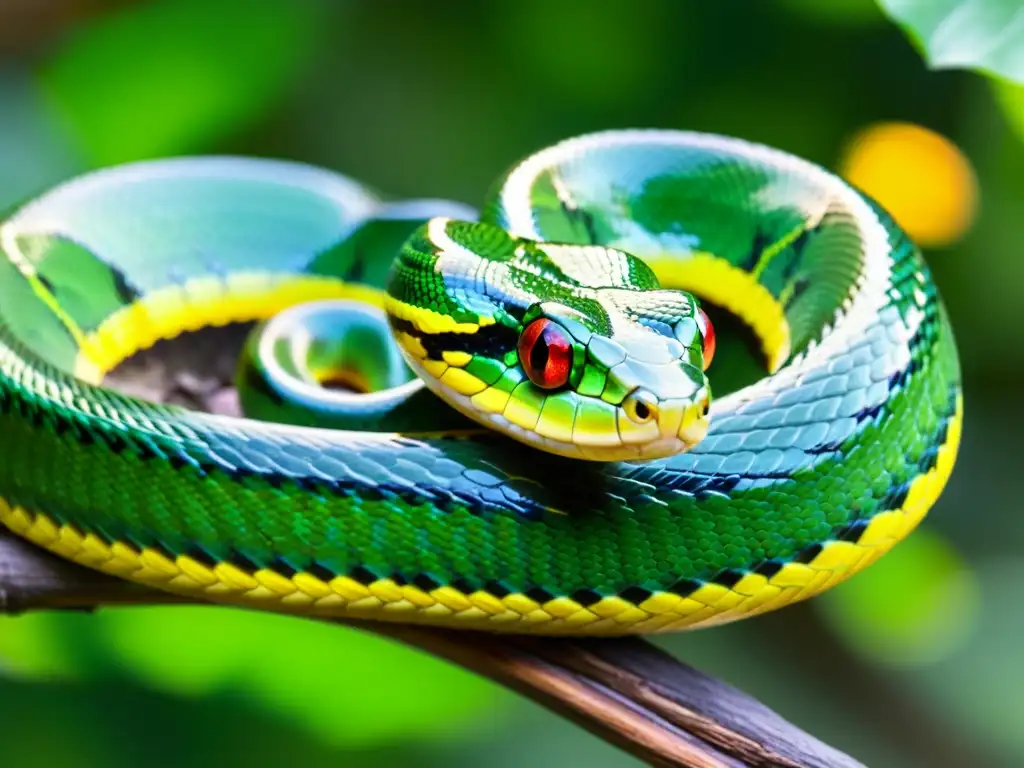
[651,395,710,449]
[677,389,711,445]
[677,406,710,447]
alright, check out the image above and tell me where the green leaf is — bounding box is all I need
[877,0,1024,83]
[37,0,327,165]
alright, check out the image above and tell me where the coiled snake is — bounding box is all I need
[0,130,962,635]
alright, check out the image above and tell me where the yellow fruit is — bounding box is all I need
[839,122,978,248]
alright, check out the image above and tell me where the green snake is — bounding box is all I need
[0,130,962,635]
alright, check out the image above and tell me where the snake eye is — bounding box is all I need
[695,308,716,370]
[518,318,573,389]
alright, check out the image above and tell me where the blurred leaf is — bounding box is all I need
[37,0,327,165]
[877,0,1024,82]
[0,606,502,749]
[991,77,1024,139]
[0,613,80,678]
[905,557,1024,763]
[817,527,979,667]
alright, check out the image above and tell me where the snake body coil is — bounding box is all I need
[0,131,962,635]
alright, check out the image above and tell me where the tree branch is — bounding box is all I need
[0,327,865,768]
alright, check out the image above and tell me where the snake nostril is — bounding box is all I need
[624,390,658,424]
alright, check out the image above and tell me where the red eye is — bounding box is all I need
[518,318,573,389]
[696,308,715,370]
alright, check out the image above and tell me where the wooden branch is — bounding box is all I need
[0,327,866,768]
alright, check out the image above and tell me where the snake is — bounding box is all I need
[0,130,962,636]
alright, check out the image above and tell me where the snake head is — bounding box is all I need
[387,218,713,462]
[511,289,712,461]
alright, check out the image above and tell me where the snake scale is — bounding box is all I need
[0,130,962,635]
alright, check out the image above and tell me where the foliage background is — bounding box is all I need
[0,1,1021,766]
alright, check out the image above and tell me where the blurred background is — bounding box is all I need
[0,1,1020,766]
